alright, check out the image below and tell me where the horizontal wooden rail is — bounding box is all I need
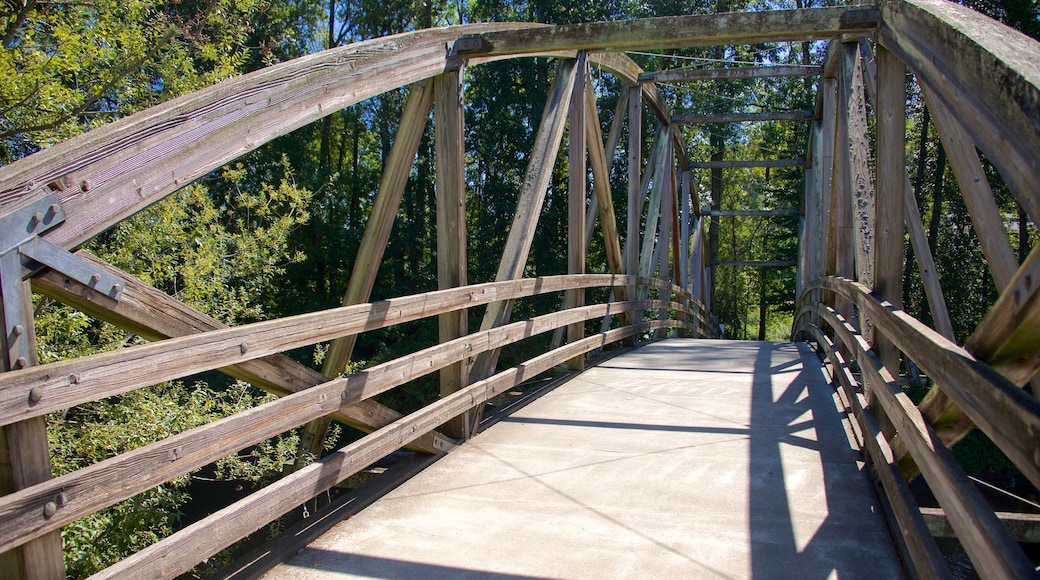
[0,298,674,553]
[794,277,1038,577]
[0,274,670,426]
[93,319,682,579]
[808,276,1040,492]
[639,65,822,83]
[689,159,805,169]
[672,111,814,124]
[802,322,945,578]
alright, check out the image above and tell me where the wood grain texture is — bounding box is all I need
[29,251,445,455]
[0,23,541,253]
[812,277,1040,495]
[805,323,947,579]
[672,111,813,124]
[642,65,821,83]
[0,295,675,555]
[811,294,1034,578]
[878,0,1040,225]
[0,274,653,426]
[469,8,875,56]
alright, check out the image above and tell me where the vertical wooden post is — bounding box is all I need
[657,132,674,339]
[875,45,907,374]
[0,254,66,579]
[567,54,587,371]
[627,86,643,340]
[680,170,692,294]
[831,45,856,325]
[435,70,471,439]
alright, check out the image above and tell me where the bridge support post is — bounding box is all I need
[435,69,473,440]
[0,262,66,579]
[566,54,587,371]
[626,85,642,345]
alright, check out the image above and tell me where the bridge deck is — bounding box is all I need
[266,339,903,579]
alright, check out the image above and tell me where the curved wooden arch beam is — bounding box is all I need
[879,0,1040,224]
[0,22,539,252]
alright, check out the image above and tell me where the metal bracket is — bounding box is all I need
[0,194,124,369]
[447,36,486,57]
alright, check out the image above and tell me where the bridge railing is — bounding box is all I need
[0,273,713,578]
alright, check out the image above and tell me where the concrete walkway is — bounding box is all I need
[265,339,903,579]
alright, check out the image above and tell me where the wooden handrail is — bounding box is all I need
[793,277,1038,577]
[0,276,710,566]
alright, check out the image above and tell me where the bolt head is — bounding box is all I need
[28,386,43,403]
[43,502,57,518]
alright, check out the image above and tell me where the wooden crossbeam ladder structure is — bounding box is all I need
[0,1,1036,578]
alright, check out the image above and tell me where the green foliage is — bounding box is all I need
[50,382,299,578]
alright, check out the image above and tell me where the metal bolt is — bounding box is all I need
[28,387,43,403]
[69,373,80,384]
[89,273,101,285]
[239,343,248,355]
[43,502,57,518]
[31,211,44,225]
[80,180,91,192]
[48,204,60,216]
[15,357,27,369]
[112,284,123,296]
[12,325,24,336]
[56,493,67,507]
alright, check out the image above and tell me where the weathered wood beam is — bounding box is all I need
[921,507,1040,544]
[878,0,1040,225]
[921,82,1018,292]
[0,23,537,253]
[463,7,878,56]
[640,65,822,83]
[30,251,447,455]
[468,57,580,383]
[0,277,65,579]
[842,42,875,291]
[583,87,627,254]
[90,317,682,580]
[626,86,643,322]
[434,69,470,439]
[689,159,804,169]
[704,209,800,217]
[857,38,954,343]
[811,291,1036,577]
[672,111,813,124]
[0,296,668,558]
[567,54,588,370]
[873,44,906,374]
[712,260,798,267]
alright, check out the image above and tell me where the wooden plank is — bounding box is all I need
[878,0,1040,225]
[469,58,580,382]
[806,323,948,579]
[0,296,663,555]
[0,274,649,426]
[920,81,1018,292]
[680,171,691,293]
[627,86,643,305]
[567,54,588,370]
[689,159,805,169]
[842,42,875,290]
[583,87,627,254]
[672,111,814,124]
[704,209,800,217]
[640,65,822,83]
[712,260,798,267]
[0,23,539,253]
[584,78,625,277]
[814,276,1040,498]
[920,507,1040,544]
[873,44,906,374]
[812,291,1035,578]
[966,243,1040,386]
[857,39,955,342]
[89,320,680,580]
[322,80,435,377]
[466,8,877,56]
[657,134,674,336]
[29,251,446,455]
[0,277,66,580]
[434,69,470,439]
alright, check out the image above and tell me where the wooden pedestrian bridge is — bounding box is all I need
[1,0,1039,577]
